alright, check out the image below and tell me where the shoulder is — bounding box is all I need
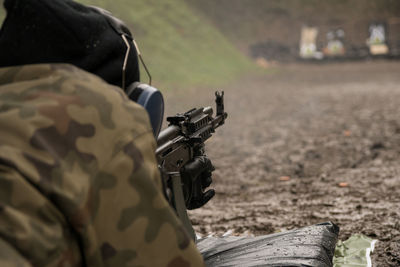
[0,63,152,136]
[0,63,154,179]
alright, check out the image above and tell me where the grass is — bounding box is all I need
[0,4,4,27]
[79,0,256,90]
[0,1,255,90]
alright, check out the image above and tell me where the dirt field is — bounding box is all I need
[163,60,400,266]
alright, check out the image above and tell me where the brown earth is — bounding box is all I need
[163,60,400,266]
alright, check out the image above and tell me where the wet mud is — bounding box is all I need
[163,60,400,266]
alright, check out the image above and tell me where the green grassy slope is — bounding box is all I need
[0,1,255,89]
[0,1,4,27]
[80,0,256,89]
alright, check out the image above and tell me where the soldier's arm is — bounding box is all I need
[0,64,204,267]
[69,67,205,266]
[89,129,204,266]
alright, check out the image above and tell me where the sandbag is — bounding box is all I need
[197,222,339,267]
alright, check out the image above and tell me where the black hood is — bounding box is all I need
[0,0,140,87]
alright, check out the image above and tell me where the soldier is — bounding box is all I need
[0,0,206,266]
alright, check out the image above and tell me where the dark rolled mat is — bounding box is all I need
[197,222,339,267]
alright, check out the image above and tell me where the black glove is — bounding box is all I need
[180,155,215,210]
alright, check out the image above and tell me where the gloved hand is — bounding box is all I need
[180,155,215,210]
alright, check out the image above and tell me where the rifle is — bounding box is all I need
[156,91,227,240]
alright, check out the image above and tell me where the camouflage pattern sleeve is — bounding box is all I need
[0,237,32,267]
[0,64,204,267]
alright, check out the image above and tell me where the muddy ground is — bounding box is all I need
[163,60,400,266]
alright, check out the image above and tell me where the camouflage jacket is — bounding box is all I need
[0,64,204,267]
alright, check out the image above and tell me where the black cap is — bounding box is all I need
[0,0,140,87]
